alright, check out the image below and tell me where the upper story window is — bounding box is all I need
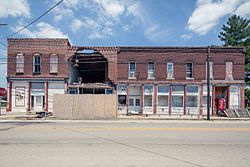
[167,62,174,79]
[16,53,24,73]
[226,61,233,80]
[129,61,136,78]
[186,63,193,79]
[148,62,155,79]
[50,54,58,73]
[33,54,41,74]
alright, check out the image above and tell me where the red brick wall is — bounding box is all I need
[117,47,245,83]
[7,38,70,78]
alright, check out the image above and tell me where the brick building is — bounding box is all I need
[6,38,245,117]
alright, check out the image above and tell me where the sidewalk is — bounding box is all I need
[1,112,250,121]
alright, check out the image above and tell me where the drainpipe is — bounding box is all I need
[207,46,211,120]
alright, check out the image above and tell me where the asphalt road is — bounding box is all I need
[0,120,250,167]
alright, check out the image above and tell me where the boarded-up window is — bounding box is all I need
[226,62,233,80]
[50,54,58,73]
[16,53,24,73]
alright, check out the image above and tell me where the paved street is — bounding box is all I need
[0,120,250,167]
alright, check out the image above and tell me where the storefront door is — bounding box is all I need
[129,96,141,113]
[33,95,43,111]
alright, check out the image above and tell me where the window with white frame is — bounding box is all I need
[147,62,155,78]
[16,53,24,73]
[186,63,193,79]
[50,54,58,73]
[144,85,153,107]
[129,61,136,78]
[172,85,184,108]
[33,54,41,73]
[167,62,174,78]
[157,85,169,107]
[186,85,199,108]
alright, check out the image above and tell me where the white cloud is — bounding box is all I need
[235,1,250,17]
[67,0,169,42]
[123,25,129,31]
[70,19,84,32]
[95,0,125,18]
[144,25,170,43]
[13,22,68,38]
[0,0,30,18]
[63,0,80,9]
[53,6,73,22]
[127,1,169,43]
[187,0,243,35]
[181,34,192,40]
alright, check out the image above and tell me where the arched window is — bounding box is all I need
[33,53,41,73]
[50,54,58,73]
[16,53,24,73]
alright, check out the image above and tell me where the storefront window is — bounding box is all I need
[144,85,153,94]
[158,95,169,107]
[158,86,170,93]
[144,95,153,107]
[187,85,198,93]
[187,95,198,107]
[172,96,183,107]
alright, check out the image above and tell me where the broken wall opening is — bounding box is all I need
[69,50,108,84]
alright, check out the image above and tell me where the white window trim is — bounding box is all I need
[186,85,200,109]
[16,53,24,73]
[50,54,58,73]
[33,53,41,73]
[167,62,174,79]
[128,61,136,79]
[147,61,155,79]
[186,63,194,79]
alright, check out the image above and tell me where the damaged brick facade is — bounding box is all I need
[6,38,245,117]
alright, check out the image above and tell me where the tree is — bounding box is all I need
[219,15,250,46]
[219,15,250,80]
[219,15,250,106]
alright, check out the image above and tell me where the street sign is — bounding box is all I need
[0,88,7,97]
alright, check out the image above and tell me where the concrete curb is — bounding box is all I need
[1,115,250,121]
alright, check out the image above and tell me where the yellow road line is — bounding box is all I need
[74,127,250,132]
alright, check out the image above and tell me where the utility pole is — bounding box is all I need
[207,46,211,120]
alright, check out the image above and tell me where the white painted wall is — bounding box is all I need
[48,81,65,112]
[12,81,28,112]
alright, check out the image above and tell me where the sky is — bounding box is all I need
[0,0,250,87]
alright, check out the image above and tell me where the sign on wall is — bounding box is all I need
[0,88,7,97]
[15,87,25,107]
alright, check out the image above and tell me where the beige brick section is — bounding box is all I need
[53,94,117,119]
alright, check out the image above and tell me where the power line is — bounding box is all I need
[0,41,7,47]
[0,0,63,40]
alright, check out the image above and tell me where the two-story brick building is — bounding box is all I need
[6,38,245,117]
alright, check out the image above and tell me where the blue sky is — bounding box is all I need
[0,0,250,87]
